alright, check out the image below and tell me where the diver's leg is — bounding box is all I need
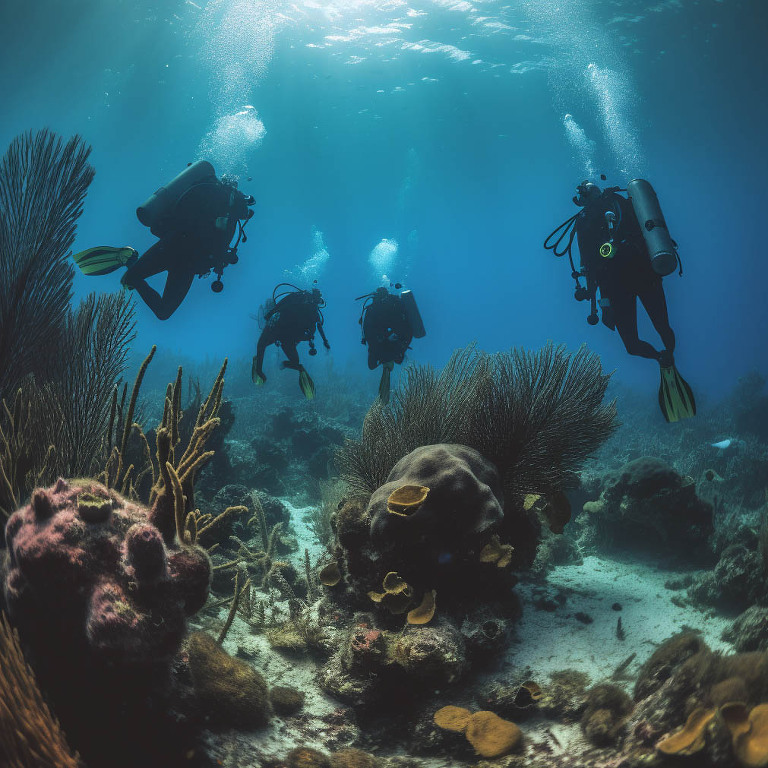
[252,333,272,384]
[281,342,302,371]
[639,280,676,356]
[122,241,168,283]
[122,240,193,321]
[152,269,196,320]
[613,294,661,360]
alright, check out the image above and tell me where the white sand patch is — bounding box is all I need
[281,498,327,564]
[512,554,733,683]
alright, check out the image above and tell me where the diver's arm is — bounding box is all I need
[317,320,330,349]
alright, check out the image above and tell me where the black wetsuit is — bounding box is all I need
[124,181,250,320]
[253,292,329,381]
[575,192,675,361]
[362,293,412,369]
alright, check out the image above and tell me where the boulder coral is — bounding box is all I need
[369,444,503,559]
[365,444,505,595]
[186,631,271,729]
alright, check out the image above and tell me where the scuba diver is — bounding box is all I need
[72,160,255,320]
[545,177,695,423]
[251,283,330,399]
[356,284,426,404]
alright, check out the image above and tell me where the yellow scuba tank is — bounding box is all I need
[136,160,216,237]
[627,179,679,276]
[400,289,426,338]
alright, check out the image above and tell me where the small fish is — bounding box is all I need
[711,439,733,450]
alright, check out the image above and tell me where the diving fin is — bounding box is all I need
[73,246,138,276]
[251,357,266,386]
[658,364,696,423]
[299,368,316,400]
[378,362,393,404]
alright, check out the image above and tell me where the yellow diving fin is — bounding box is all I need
[251,357,266,386]
[659,364,696,423]
[299,368,315,400]
[73,246,137,276]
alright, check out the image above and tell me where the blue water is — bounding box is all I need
[2,0,766,406]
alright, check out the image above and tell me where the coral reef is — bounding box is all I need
[0,612,80,768]
[368,444,504,585]
[579,457,714,562]
[689,542,766,613]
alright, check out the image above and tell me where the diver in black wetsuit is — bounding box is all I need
[544,179,695,422]
[357,285,425,404]
[72,161,255,320]
[362,287,413,369]
[574,182,675,362]
[251,284,330,399]
[122,178,253,319]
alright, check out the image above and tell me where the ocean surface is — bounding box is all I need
[2,0,766,403]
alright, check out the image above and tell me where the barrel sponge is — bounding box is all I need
[368,444,503,548]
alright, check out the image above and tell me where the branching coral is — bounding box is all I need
[0,130,94,405]
[0,612,80,768]
[336,342,616,501]
[0,132,136,521]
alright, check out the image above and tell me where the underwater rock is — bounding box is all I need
[633,631,710,702]
[284,747,332,768]
[529,530,583,577]
[459,607,511,661]
[253,490,292,530]
[688,544,765,613]
[369,444,503,554]
[537,669,591,722]
[724,606,768,652]
[270,685,306,716]
[186,630,271,729]
[387,619,467,684]
[329,748,380,768]
[579,456,713,562]
[580,683,634,746]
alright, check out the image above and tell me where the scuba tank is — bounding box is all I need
[136,160,216,237]
[626,179,679,276]
[401,289,426,338]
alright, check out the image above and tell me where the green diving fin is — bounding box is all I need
[251,357,266,386]
[378,362,393,404]
[73,246,137,276]
[659,364,696,423]
[299,368,316,400]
